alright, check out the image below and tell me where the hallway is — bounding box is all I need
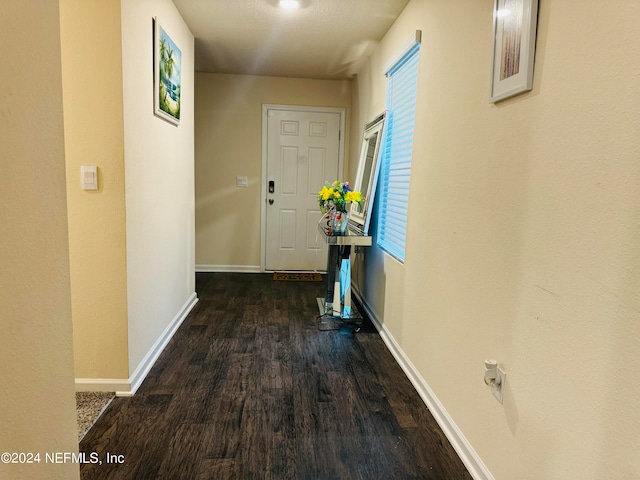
[79,273,471,479]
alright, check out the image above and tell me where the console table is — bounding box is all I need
[317,224,372,330]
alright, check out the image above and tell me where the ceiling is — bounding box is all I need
[172,0,410,80]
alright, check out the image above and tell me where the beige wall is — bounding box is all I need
[0,1,79,478]
[121,0,196,375]
[60,0,129,380]
[195,73,352,269]
[353,1,640,479]
[59,0,196,392]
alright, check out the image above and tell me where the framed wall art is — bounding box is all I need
[489,0,539,103]
[154,17,182,124]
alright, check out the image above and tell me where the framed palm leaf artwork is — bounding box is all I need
[153,17,182,125]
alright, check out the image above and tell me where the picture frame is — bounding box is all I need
[489,0,539,103]
[349,112,385,235]
[153,17,182,125]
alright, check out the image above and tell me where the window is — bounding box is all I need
[377,34,421,262]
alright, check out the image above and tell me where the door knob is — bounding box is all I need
[268,199,274,205]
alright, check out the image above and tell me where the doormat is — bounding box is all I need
[273,272,323,282]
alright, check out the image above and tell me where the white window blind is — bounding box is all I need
[377,40,421,262]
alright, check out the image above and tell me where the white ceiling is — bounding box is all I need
[172,0,410,80]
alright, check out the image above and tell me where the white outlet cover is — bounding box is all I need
[492,366,506,404]
[236,176,248,187]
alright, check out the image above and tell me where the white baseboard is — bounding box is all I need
[75,378,131,394]
[352,288,494,480]
[196,264,261,273]
[126,292,199,396]
[75,292,199,397]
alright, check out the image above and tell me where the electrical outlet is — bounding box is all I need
[492,366,506,404]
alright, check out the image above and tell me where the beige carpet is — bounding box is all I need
[76,392,114,440]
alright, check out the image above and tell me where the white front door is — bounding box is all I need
[264,106,343,271]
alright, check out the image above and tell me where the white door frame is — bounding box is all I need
[260,104,346,272]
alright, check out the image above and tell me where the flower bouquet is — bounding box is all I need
[318,181,364,235]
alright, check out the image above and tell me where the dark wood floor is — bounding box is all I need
[80,273,472,480]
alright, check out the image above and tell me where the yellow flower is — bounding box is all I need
[345,191,363,203]
[318,186,331,200]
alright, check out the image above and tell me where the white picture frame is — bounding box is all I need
[349,112,385,235]
[489,0,539,103]
[153,17,182,125]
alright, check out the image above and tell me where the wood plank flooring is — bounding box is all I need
[80,273,472,480]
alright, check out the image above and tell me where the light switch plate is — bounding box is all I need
[81,165,98,191]
[236,176,248,187]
